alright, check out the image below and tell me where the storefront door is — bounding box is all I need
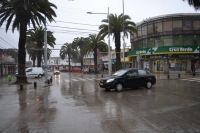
[153,60,164,72]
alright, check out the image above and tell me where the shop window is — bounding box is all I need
[164,36,172,46]
[169,60,186,71]
[155,37,164,47]
[173,20,182,33]
[173,36,183,46]
[154,22,162,35]
[163,21,172,34]
[183,20,192,31]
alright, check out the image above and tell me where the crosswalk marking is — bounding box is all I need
[65,78,101,83]
[180,77,200,82]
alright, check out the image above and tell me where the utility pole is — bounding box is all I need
[123,0,125,68]
[44,17,48,82]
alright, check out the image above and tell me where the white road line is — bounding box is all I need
[78,78,87,81]
[85,78,94,80]
[71,79,79,81]
[65,79,70,82]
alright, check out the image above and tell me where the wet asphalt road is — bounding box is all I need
[0,72,200,133]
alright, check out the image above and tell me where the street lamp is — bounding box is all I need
[87,7,112,76]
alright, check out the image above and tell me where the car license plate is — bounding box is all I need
[100,82,103,86]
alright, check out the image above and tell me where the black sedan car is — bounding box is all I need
[99,68,156,92]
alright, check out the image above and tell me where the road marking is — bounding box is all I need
[72,79,79,81]
[65,79,70,82]
[78,78,87,81]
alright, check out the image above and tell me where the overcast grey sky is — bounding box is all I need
[0,0,198,58]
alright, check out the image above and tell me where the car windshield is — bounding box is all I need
[113,69,129,76]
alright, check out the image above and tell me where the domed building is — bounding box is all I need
[128,13,200,74]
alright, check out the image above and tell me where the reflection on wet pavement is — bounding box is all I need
[0,73,200,132]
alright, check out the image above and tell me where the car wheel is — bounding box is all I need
[145,81,152,89]
[38,74,42,78]
[115,83,123,92]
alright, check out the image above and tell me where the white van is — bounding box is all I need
[16,67,44,78]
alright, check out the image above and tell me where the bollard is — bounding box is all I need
[167,75,170,79]
[193,72,195,76]
[50,76,52,83]
[178,74,180,78]
[34,82,37,88]
[20,84,23,90]
[48,79,50,85]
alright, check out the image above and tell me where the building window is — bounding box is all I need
[154,21,162,35]
[164,36,173,46]
[148,38,154,48]
[155,37,164,47]
[163,21,172,34]
[141,25,147,37]
[137,27,141,38]
[193,20,200,30]
[183,20,192,31]
[183,35,192,46]
[142,39,147,48]
[173,20,182,33]
[147,23,153,35]
[192,35,200,46]
[173,36,183,46]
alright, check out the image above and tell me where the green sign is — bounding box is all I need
[140,54,199,59]
[127,46,200,56]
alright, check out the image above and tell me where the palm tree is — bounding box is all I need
[183,0,200,10]
[26,42,52,67]
[84,34,108,73]
[0,0,57,83]
[60,43,78,71]
[72,37,87,69]
[26,26,56,67]
[99,13,137,71]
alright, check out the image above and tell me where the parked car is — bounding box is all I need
[81,68,95,73]
[53,70,60,75]
[99,68,156,92]
[16,67,44,78]
[70,67,82,72]
[60,68,69,72]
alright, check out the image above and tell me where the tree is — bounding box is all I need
[26,26,56,67]
[183,0,200,10]
[0,0,57,83]
[84,34,108,73]
[99,13,137,71]
[72,37,87,69]
[60,43,78,71]
[26,41,52,67]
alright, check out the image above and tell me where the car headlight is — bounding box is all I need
[106,78,114,83]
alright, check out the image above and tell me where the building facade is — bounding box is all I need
[128,13,200,73]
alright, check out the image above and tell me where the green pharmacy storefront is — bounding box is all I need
[128,46,200,74]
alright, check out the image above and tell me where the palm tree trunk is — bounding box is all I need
[93,48,98,73]
[33,58,36,67]
[15,22,28,83]
[68,54,71,71]
[114,32,121,71]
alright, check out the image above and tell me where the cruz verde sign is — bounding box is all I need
[127,46,200,56]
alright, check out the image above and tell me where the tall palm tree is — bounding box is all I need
[26,26,56,67]
[99,13,137,71]
[72,37,87,69]
[84,34,108,73]
[60,43,78,71]
[0,0,57,83]
[26,42,52,67]
[183,0,200,10]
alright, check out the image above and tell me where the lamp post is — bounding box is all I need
[87,7,111,76]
